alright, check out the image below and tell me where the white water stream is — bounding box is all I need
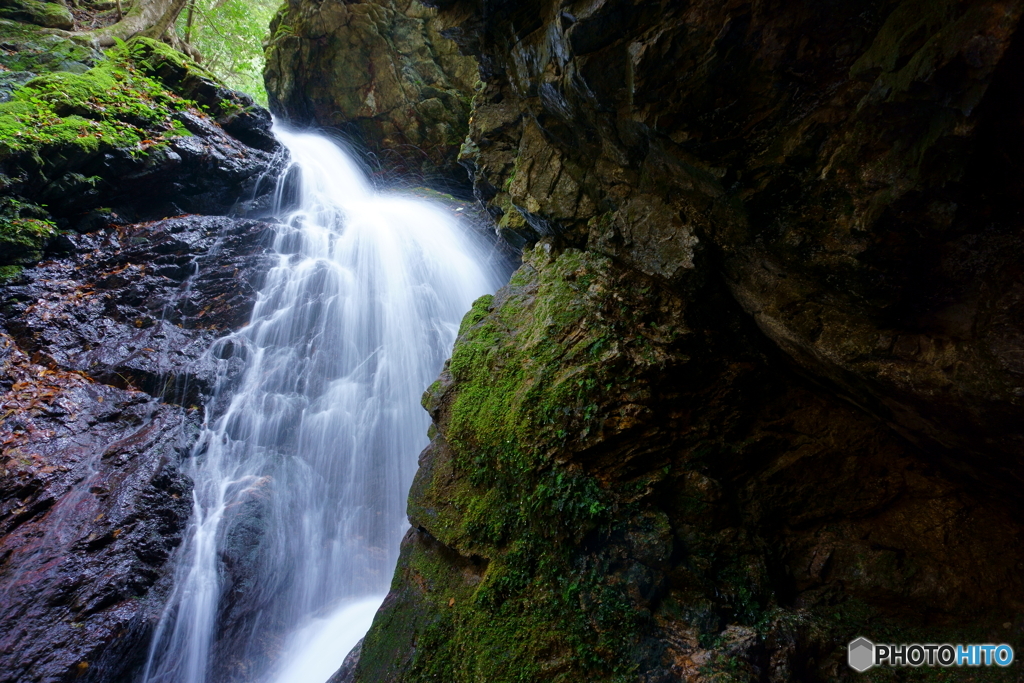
[141,128,504,683]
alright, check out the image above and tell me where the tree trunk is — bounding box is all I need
[184,0,194,43]
[79,0,189,46]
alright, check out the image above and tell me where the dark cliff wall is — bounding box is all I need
[274,0,1024,681]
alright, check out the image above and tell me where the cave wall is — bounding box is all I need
[254,0,1024,680]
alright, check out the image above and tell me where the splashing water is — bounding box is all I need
[142,128,505,683]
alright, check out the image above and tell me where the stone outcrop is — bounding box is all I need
[336,0,1024,680]
[0,20,283,683]
[264,0,477,181]
[0,29,284,270]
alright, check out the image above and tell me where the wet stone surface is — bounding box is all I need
[3,215,277,404]
[0,213,279,683]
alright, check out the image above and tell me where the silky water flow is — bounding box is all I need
[142,128,506,683]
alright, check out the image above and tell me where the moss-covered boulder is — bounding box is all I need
[0,28,282,268]
[264,0,477,181]
[355,244,1024,682]
[0,0,73,30]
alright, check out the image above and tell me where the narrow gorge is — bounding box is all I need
[1,1,1024,682]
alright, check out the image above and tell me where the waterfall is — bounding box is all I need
[142,128,505,683]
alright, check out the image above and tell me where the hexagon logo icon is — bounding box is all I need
[848,637,875,672]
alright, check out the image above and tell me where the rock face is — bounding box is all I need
[0,214,278,683]
[0,215,278,683]
[0,21,284,683]
[341,0,1024,681]
[0,336,196,683]
[264,0,477,180]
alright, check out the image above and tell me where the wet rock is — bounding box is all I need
[0,335,195,683]
[264,0,477,181]
[328,638,364,683]
[2,215,277,404]
[0,212,279,682]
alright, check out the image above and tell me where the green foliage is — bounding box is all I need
[176,0,282,105]
[0,197,54,265]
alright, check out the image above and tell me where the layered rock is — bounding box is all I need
[341,0,1024,680]
[264,0,477,180]
[0,214,277,683]
[0,21,283,683]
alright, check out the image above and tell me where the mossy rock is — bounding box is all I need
[0,36,205,162]
[0,263,23,280]
[0,197,54,264]
[0,0,73,30]
[0,33,243,268]
[359,246,692,682]
[0,21,101,79]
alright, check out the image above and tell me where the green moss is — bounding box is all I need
[368,247,686,682]
[122,36,221,90]
[0,197,54,264]
[0,39,198,158]
[445,248,610,471]
[0,264,24,280]
[0,0,73,30]
[0,33,226,267]
[0,22,99,76]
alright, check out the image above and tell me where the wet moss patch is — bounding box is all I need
[360,246,693,682]
[0,38,195,157]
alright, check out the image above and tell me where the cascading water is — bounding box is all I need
[142,128,506,683]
